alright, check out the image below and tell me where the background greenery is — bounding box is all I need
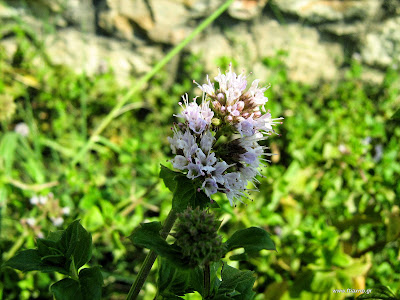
[0,27,399,300]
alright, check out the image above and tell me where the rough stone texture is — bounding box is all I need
[272,0,382,23]
[252,19,342,84]
[187,0,226,18]
[361,16,400,68]
[319,21,368,37]
[228,0,269,20]
[1,0,399,86]
[62,0,96,32]
[189,28,234,71]
[103,0,154,31]
[26,29,162,82]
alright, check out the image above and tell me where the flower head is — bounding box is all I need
[168,64,283,206]
[171,207,225,267]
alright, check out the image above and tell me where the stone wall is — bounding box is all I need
[1,0,399,86]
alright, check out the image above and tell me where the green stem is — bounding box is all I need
[204,263,211,299]
[126,209,178,300]
[71,0,235,166]
[2,231,28,261]
[70,257,79,281]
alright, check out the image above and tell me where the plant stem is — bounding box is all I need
[70,258,79,281]
[204,263,211,299]
[126,209,178,300]
[71,0,235,167]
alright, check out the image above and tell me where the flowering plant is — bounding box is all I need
[3,65,282,300]
[126,65,283,298]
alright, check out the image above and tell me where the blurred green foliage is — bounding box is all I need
[0,27,399,300]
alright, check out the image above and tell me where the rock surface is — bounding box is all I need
[361,16,400,68]
[0,0,399,86]
[272,0,382,23]
[228,0,269,20]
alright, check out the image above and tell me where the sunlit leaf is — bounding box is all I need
[225,227,276,256]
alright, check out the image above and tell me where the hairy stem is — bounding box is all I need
[126,209,178,300]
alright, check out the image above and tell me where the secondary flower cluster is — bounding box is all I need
[172,206,225,267]
[168,65,283,206]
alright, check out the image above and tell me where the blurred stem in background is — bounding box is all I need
[71,0,236,167]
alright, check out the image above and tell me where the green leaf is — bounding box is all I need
[50,268,103,300]
[47,230,64,242]
[215,264,256,299]
[172,179,195,212]
[2,248,70,274]
[186,261,223,297]
[188,265,204,296]
[157,258,194,297]
[160,165,215,211]
[172,177,210,212]
[79,267,103,300]
[210,200,220,208]
[3,249,43,272]
[224,227,276,256]
[41,254,66,266]
[128,222,184,266]
[229,253,248,261]
[357,286,398,300]
[51,278,82,300]
[160,164,182,192]
[59,220,92,270]
[37,238,63,257]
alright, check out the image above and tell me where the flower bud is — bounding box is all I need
[237,101,245,111]
[171,207,225,267]
[211,117,221,126]
[253,111,262,118]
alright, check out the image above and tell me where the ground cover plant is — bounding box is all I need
[1,13,400,300]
